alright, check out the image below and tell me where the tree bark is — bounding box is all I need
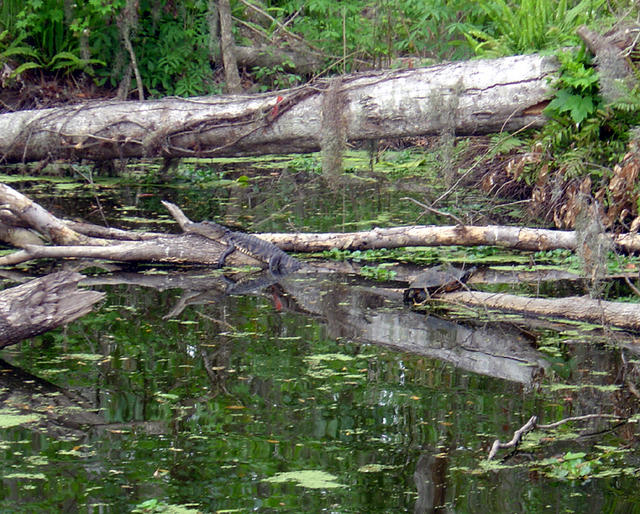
[233,45,323,74]
[0,183,271,269]
[0,272,105,348]
[117,0,144,101]
[0,54,557,163]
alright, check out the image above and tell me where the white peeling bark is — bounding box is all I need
[263,225,579,252]
[0,54,558,163]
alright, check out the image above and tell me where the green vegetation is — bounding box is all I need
[0,0,624,96]
[1,280,639,511]
[359,263,397,281]
[460,0,606,56]
[1,0,638,239]
[540,48,640,173]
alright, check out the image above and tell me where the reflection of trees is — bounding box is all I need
[73,268,551,385]
[4,267,638,449]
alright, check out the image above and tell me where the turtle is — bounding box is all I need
[403,265,476,304]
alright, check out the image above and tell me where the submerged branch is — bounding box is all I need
[488,415,537,460]
[488,413,626,460]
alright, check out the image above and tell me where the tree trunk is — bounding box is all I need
[0,272,105,348]
[0,54,557,163]
[218,0,242,94]
[234,45,323,75]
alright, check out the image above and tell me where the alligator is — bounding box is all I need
[184,220,302,274]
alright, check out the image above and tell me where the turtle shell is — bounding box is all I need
[404,265,476,303]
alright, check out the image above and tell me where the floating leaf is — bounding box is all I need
[0,411,41,428]
[64,353,104,361]
[305,353,355,363]
[3,473,46,480]
[357,464,400,473]
[263,470,345,489]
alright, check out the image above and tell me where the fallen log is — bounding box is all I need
[0,183,288,269]
[441,290,640,330]
[0,54,557,163]
[234,45,323,75]
[3,181,640,266]
[261,225,640,253]
[0,271,105,347]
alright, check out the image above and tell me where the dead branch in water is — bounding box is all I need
[488,413,626,460]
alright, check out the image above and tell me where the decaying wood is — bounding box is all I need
[0,271,104,347]
[487,415,538,460]
[1,183,640,330]
[0,183,93,245]
[234,45,323,75]
[0,54,557,163]
[442,290,640,330]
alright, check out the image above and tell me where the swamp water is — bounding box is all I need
[1,158,640,513]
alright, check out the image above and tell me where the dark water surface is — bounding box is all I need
[1,164,639,512]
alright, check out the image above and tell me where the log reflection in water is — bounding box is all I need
[280,274,550,385]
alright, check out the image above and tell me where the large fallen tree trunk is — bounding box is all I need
[0,54,556,163]
[441,290,640,330]
[0,271,104,347]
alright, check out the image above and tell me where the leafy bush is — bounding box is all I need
[510,45,640,227]
[11,0,110,74]
[134,3,217,97]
